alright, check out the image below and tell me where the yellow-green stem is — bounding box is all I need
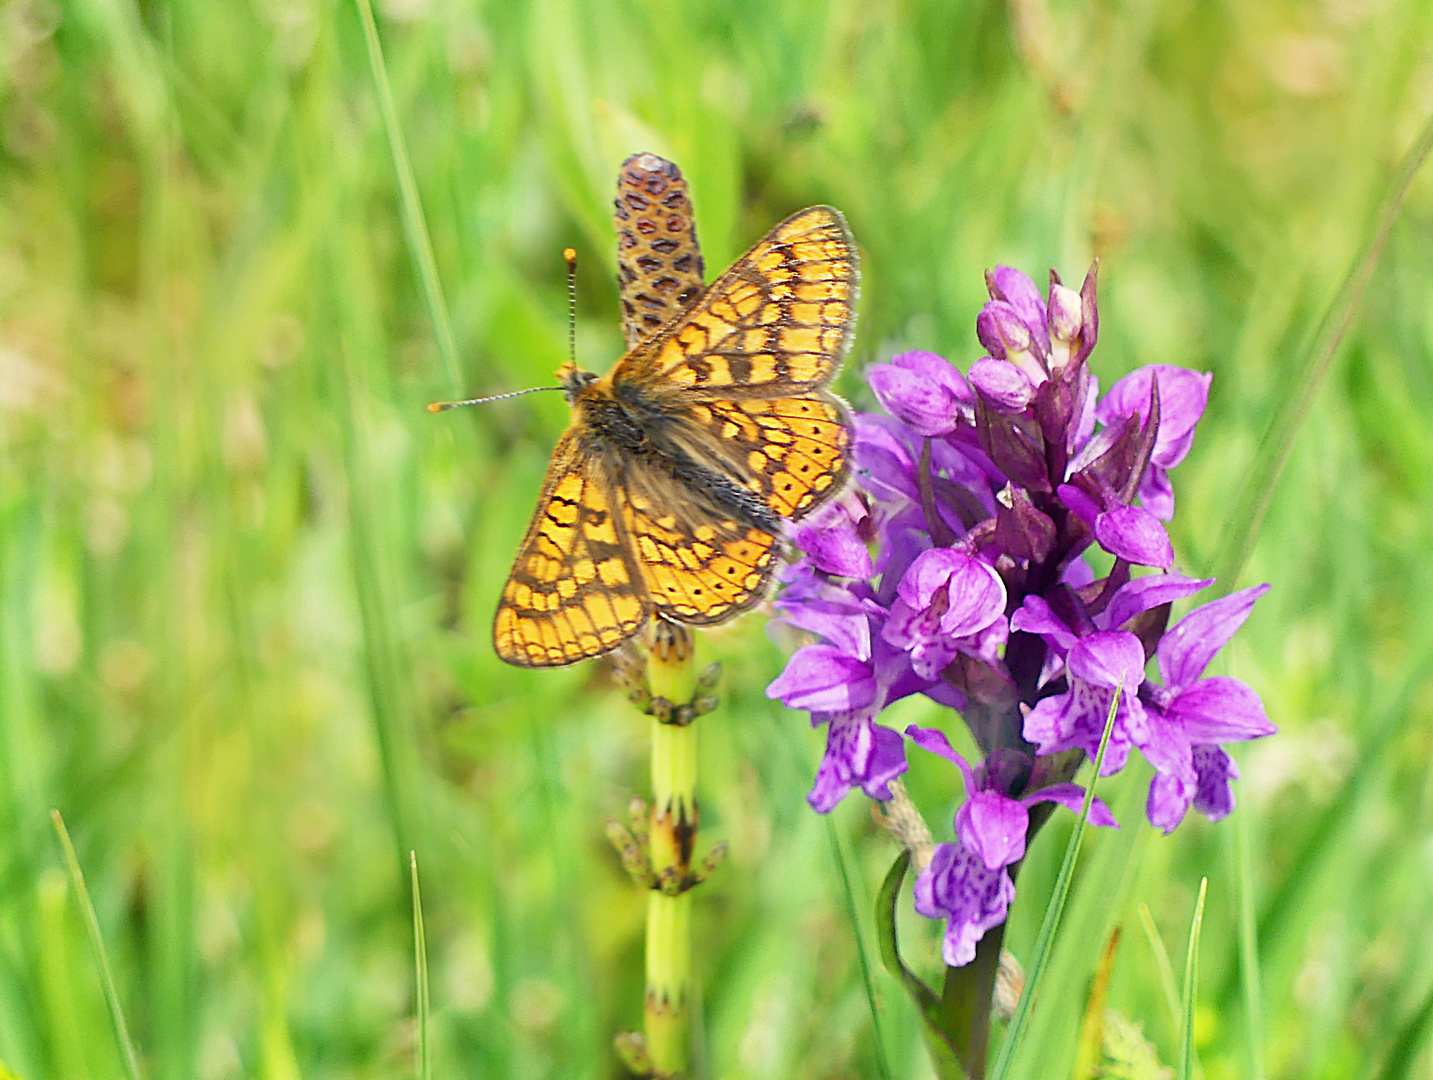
[645,624,698,1076]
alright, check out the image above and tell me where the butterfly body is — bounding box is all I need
[493,170,858,668]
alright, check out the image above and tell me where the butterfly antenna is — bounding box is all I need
[564,246,578,367]
[426,386,562,412]
[428,247,581,414]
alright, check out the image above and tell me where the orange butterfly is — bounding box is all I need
[491,154,858,667]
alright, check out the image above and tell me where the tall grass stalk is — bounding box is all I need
[51,812,143,1080]
[411,852,432,1080]
[351,0,463,393]
[1179,879,1209,1080]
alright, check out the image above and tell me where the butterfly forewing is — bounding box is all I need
[611,206,858,398]
[493,432,651,667]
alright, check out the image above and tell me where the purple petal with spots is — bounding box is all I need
[766,644,876,713]
[1024,631,1148,774]
[1192,745,1239,821]
[808,713,908,812]
[915,842,1017,967]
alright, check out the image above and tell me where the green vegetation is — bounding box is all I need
[3,0,1433,1076]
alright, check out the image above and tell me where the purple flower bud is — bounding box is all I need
[1047,282,1083,343]
[985,266,1051,359]
[1094,505,1174,569]
[968,356,1035,414]
[976,302,1030,359]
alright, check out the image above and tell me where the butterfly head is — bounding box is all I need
[557,362,600,404]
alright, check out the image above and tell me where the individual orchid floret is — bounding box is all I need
[1096,365,1211,520]
[1138,584,1276,831]
[768,596,965,812]
[907,726,1116,965]
[867,350,973,437]
[1022,630,1149,775]
[1057,483,1174,570]
[883,548,1008,679]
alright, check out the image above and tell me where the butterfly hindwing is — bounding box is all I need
[613,461,782,625]
[664,391,853,520]
[493,431,651,667]
[611,206,858,399]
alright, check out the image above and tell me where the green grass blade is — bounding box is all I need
[51,811,144,1080]
[1137,902,1183,1037]
[1208,109,1433,591]
[410,852,432,1080]
[826,815,893,1080]
[352,0,463,394]
[989,683,1123,1080]
[1179,878,1208,1080]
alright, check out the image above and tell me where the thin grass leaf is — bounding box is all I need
[1208,109,1433,591]
[51,811,143,1080]
[410,852,432,1080]
[1179,878,1208,1080]
[1373,978,1433,1080]
[825,816,894,1080]
[1137,902,1183,1037]
[352,0,463,394]
[989,682,1123,1080]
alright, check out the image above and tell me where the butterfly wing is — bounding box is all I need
[661,391,853,521]
[493,431,651,667]
[610,206,858,399]
[612,457,783,625]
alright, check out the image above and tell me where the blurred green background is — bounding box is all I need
[4,0,1433,1077]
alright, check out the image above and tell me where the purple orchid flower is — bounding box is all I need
[907,726,1117,965]
[762,257,1273,971]
[1139,584,1276,831]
